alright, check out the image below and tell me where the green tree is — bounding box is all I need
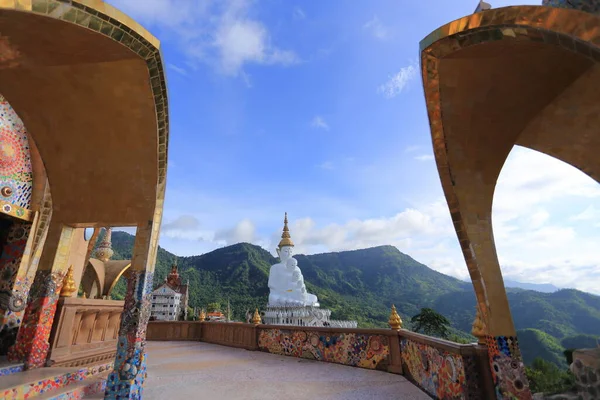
[207,302,221,313]
[525,357,575,395]
[411,308,450,339]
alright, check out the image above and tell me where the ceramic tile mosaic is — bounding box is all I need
[258,328,390,370]
[7,269,65,368]
[0,222,32,353]
[104,270,152,399]
[0,94,33,221]
[45,375,108,400]
[1,362,112,400]
[0,362,23,376]
[486,335,531,399]
[400,338,467,400]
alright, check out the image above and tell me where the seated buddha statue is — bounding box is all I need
[268,213,319,307]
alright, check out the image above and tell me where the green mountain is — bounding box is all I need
[106,231,600,366]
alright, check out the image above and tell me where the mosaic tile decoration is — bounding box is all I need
[0,221,30,294]
[0,361,112,400]
[0,94,33,216]
[7,269,66,368]
[400,338,467,400]
[462,353,483,400]
[0,362,23,376]
[258,328,391,370]
[45,375,108,400]
[104,270,152,399]
[486,335,531,400]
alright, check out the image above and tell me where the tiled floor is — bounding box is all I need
[142,341,430,400]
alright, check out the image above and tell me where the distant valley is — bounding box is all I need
[106,231,600,368]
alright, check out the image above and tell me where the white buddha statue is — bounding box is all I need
[268,213,319,307]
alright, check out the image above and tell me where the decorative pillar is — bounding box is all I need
[7,222,73,368]
[104,219,159,400]
[0,221,32,354]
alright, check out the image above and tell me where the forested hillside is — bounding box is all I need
[107,231,600,367]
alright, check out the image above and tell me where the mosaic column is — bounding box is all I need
[0,221,32,354]
[104,219,159,400]
[7,222,73,368]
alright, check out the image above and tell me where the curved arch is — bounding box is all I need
[420,5,600,398]
[85,259,106,295]
[0,2,169,227]
[103,261,131,298]
[80,262,102,299]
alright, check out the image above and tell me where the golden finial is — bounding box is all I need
[252,308,262,324]
[199,309,206,321]
[60,266,77,297]
[388,304,402,330]
[277,212,295,249]
[471,304,487,344]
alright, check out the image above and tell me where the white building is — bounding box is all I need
[150,286,183,321]
[150,264,189,321]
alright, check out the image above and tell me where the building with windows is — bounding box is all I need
[150,264,188,321]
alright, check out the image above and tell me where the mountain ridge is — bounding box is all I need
[106,231,600,367]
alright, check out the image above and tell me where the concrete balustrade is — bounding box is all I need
[46,298,125,368]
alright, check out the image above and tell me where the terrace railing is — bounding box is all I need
[146,321,495,399]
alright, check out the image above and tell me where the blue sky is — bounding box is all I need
[107,0,599,294]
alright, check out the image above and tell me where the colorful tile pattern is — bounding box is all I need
[0,222,32,354]
[0,94,33,218]
[1,361,112,400]
[0,362,23,376]
[486,335,530,400]
[258,328,390,370]
[7,269,65,368]
[400,338,467,400]
[104,270,153,399]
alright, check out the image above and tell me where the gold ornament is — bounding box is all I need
[277,212,295,249]
[199,309,206,321]
[388,304,403,330]
[471,304,487,344]
[252,308,262,325]
[60,266,77,297]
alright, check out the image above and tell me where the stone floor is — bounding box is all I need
[141,341,430,400]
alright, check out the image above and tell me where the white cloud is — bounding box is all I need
[215,219,257,244]
[363,15,388,40]
[168,64,188,76]
[293,7,306,20]
[107,0,299,77]
[311,116,329,130]
[378,64,417,98]
[162,215,201,232]
[414,154,434,161]
[318,161,334,170]
[570,205,600,222]
[404,145,421,153]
